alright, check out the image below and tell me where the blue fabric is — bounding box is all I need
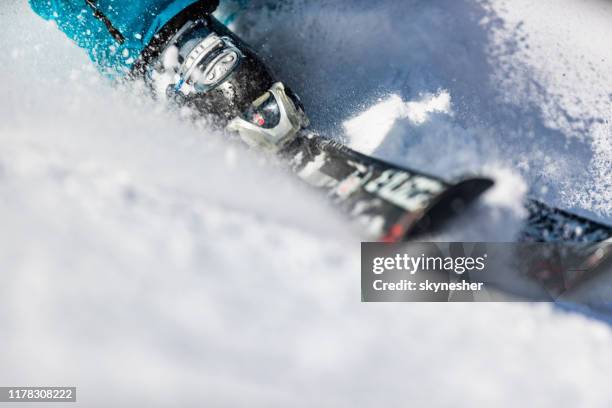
[29,0,204,75]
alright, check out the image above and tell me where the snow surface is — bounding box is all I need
[0,0,611,406]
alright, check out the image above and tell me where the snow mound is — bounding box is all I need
[345,91,452,155]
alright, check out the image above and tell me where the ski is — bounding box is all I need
[280,132,493,241]
[521,200,612,243]
[280,132,612,244]
[519,200,612,295]
[277,132,612,298]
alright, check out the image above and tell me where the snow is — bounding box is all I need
[344,91,452,155]
[237,0,612,223]
[1,0,611,406]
